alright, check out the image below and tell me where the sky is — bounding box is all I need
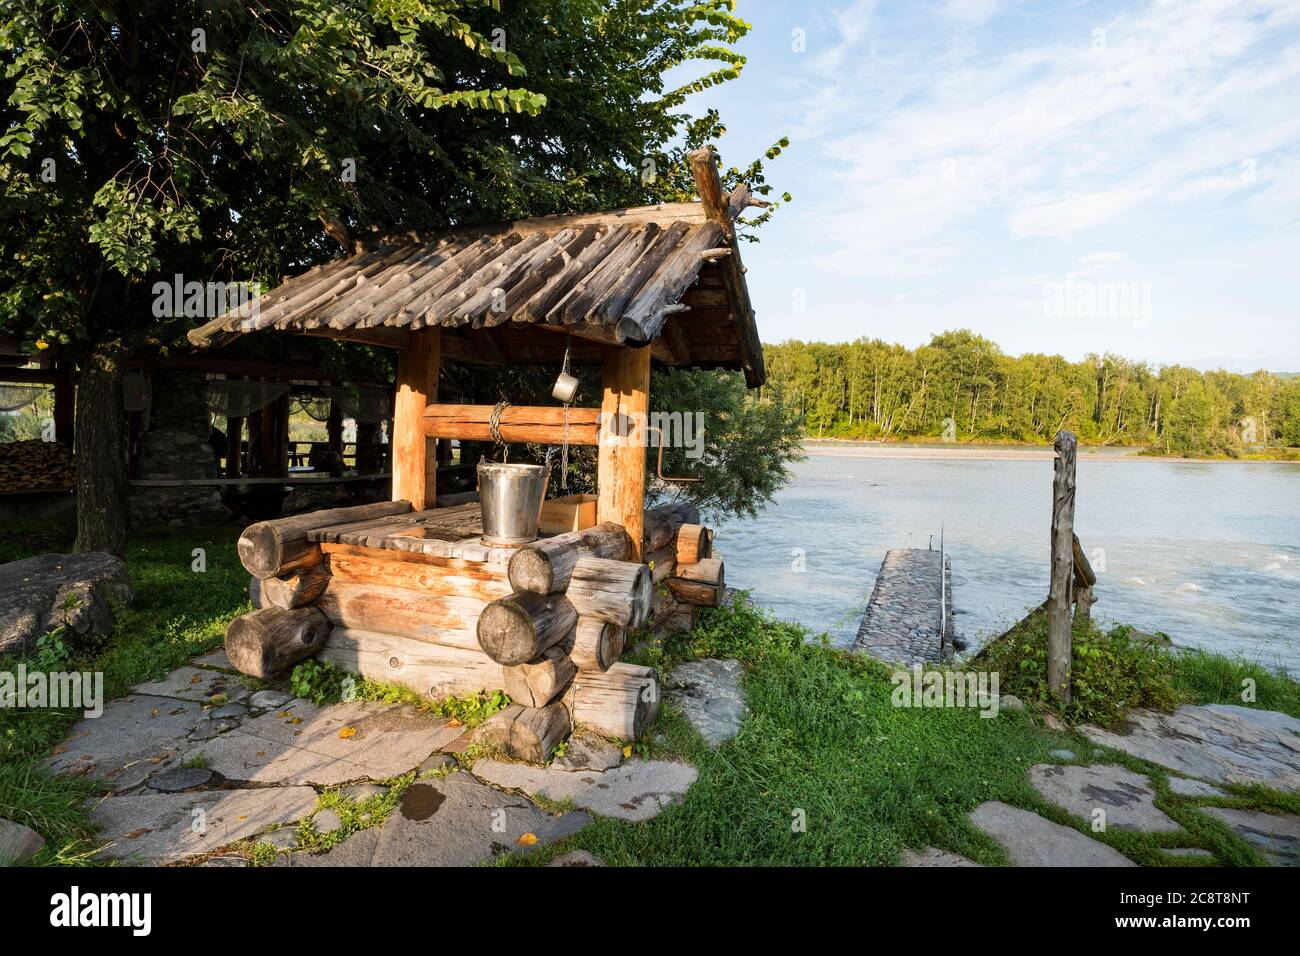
[671,0,1300,372]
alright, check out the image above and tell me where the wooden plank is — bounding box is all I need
[597,345,651,558]
[320,628,507,700]
[327,548,511,601]
[393,327,440,509]
[316,580,486,649]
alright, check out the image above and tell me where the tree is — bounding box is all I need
[1,0,776,553]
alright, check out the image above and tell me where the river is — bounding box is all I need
[711,450,1300,674]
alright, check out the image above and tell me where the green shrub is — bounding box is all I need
[975,609,1178,727]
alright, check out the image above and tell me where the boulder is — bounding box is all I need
[0,552,133,655]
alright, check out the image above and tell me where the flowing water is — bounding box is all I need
[711,452,1300,673]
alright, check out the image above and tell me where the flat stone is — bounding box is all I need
[47,694,207,790]
[183,699,463,786]
[901,846,981,867]
[969,801,1136,866]
[341,783,387,802]
[473,758,698,823]
[1163,847,1215,859]
[148,767,214,792]
[1168,777,1226,798]
[192,646,235,671]
[210,702,248,720]
[248,689,292,710]
[278,773,588,867]
[1049,749,1076,760]
[88,786,318,864]
[0,551,134,656]
[664,659,748,748]
[553,732,623,772]
[419,752,459,774]
[312,808,343,835]
[133,666,242,703]
[1029,764,1179,832]
[1202,807,1300,866]
[189,718,240,741]
[260,827,300,851]
[1081,704,1300,791]
[548,849,606,867]
[0,817,46,864]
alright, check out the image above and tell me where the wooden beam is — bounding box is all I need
[423,403,599,445]
[393,327,440,508]
[597,345,650,559]
[1048,430,1078,704]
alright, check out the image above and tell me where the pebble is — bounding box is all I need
[419,752,459,774]
[189,718,240,741]
[342,783,387,802]
[1048,749,1075,761]
[210,702,248,720]
[312,809,344,835]
[249,689,292,710]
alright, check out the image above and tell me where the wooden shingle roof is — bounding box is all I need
[189,175,767,386]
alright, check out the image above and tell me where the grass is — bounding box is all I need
[510,595,1300,867]
[4,520,1298,867]
[0,520,249,864]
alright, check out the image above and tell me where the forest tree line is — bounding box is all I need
[763,330,1300,456]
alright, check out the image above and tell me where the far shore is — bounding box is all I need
[801,439,1300,464]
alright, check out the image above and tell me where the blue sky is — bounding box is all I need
[672,0,1300,372]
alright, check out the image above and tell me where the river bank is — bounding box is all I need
[801,439,1300,464]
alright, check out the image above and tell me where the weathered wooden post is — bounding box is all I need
[1048,430,1077,703]
[392,328,440,509]
[1072,533,1097,623]
[597,344,651,559]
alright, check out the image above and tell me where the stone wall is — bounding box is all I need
[129,369,230,527]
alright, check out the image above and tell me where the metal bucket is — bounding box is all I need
[477,460,551,547]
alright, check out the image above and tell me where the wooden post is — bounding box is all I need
[393,329,440,509]
[597,345,650,559]
[1048,430,1077,704]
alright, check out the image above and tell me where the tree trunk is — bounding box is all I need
[1048,431,1077,703]
[74,339,129,556]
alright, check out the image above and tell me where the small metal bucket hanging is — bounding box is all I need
[477,459,551,547]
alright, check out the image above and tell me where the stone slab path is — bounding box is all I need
[663,658,748,748]
[852,548,953,666]
[970,801,1136,866]
[1028,763,1179,832]
[472,758,699,823]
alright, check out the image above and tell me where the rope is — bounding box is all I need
[489,399,510,461]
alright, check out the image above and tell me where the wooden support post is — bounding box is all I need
[52,360,74,445]
[393,327,440,509]
[597,345,650,559]
[1048,430,1077,704]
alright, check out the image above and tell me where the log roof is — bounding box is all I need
[189,179,767,386]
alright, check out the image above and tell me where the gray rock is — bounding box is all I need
[1048,749,1076,760]
[185,700,463,786]
[260,827,300,851]
[189,718,240,741]
[552,732,623,772]
[46,694,207,790]
[1202,807,1300,866]
[0,817,46,864]
[1168,777,1226,798]
[0,551,134,656]
[1029,763,1179,832]
[969,801,1136,866]
[312,808,343,835]
[277,773,588,867]
[999,694,1025,711]
[148,767,214,792]
[1041,713,1069,732]
[248,689,292,710]
[341,783,387,802]
[901,846,981,867]
[419,752,459,775]
[192,646,235,671]
[210,702,248,720]
[548,849,606,867]
[133,666,243,703]
[1081,704,1300,790]
[473,758,698,823]
[1163,847,1215,859]
[664,659,748,748]
[88,786,318,864]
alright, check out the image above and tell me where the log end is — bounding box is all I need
[507,546,554,595]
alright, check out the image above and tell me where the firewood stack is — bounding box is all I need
[0,439,74,493]
[224,500,724,763]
